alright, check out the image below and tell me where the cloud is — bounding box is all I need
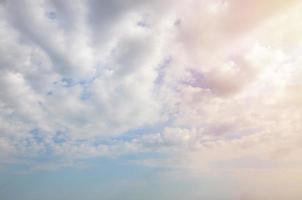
[0,0,174,157]
[1,2,302,193]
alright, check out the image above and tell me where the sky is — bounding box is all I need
[1,0,302,199]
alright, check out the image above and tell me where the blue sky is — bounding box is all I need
[1,0,302,199]
[0,157,238,200]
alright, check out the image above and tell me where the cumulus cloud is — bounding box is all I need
[0,0,174,160]
[1,2,302,198]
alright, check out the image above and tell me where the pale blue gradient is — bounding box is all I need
[0,158,238,200]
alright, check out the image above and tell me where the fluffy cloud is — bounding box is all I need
[0,0,174,161]
[1,1,302,192]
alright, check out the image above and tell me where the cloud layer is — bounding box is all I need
[1,0,302,198]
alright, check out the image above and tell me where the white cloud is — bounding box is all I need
[0,0,176,162]
[1,2,302,192]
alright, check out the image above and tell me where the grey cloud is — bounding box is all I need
[0,0,173,165]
